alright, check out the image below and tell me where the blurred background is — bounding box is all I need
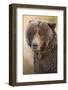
[23,15,57,74]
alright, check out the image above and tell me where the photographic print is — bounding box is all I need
[9,4,66,86]
[23,15,57,74]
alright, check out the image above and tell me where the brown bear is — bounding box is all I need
[26,20,57,74]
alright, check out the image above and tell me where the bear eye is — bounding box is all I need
[30,30,36,37]
[39,30,43,36]
[28,29,36,39]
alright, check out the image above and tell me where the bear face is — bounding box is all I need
[26,20,56,51]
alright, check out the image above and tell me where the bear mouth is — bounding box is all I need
[31,45,46,52]
[31,45,41,51]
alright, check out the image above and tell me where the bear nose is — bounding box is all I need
[32,43,38,49]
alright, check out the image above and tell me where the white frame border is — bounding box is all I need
[16,8,64,82]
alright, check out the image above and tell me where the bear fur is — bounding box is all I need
[26,20,57,74]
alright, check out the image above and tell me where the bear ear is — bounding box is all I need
[48,23,56,30]
[29,20,34,23]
